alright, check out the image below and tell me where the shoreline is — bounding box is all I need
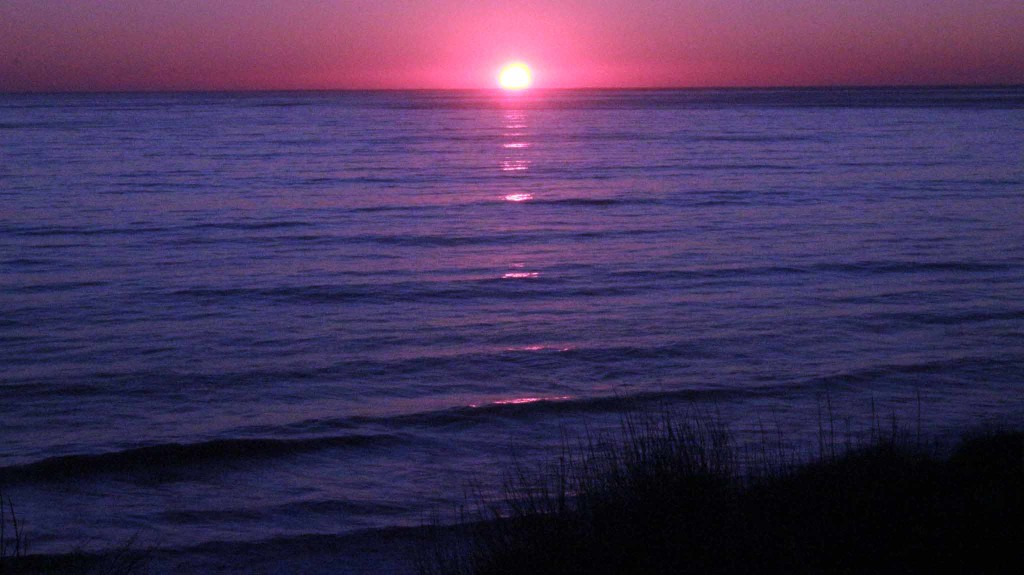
[5,419,1021,574]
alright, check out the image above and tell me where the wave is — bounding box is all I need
[612,260,1015,280]
[4,353,1020,486]
[0,258,56,266]
[694,134,818,143]
[0,434,402,485]
[816,260,1015,274]
[183,221,313,231]
[2,221,313,237]
[0,384,848,484]
[345,355,1020,428]
[858,309,1024,327]
[2,225,172,237]
[349,197,665,213]
[168,276,645,304]
[526,198,640,207]
[6,280,109,294]
[0,121,76,129]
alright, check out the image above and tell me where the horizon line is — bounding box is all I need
[2,83,1023,96]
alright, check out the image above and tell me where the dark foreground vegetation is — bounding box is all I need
[419,415,1023,575]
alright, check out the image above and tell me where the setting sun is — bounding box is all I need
[498,62,533,91]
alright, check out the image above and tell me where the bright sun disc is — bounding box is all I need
[498,62,532,91]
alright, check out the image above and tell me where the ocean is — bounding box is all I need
[1,88,1023,569]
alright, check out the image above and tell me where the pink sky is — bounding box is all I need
[1,0,1022,91]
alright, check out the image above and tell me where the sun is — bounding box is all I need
[498,62,533,91]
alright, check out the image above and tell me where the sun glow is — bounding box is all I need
[498,62,533,91]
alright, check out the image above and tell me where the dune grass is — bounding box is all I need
[0,490,27,574]
[418,411,1023,575]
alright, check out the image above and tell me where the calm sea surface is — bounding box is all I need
[1,88,1023,560]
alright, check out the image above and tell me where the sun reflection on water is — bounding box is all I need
[500,160,530,172]
[505,345,574,352]
[502,271,539,279]
[469,396,572,408]
[500,110,531,175]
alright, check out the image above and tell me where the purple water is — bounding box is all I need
[1,88,1023,564]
